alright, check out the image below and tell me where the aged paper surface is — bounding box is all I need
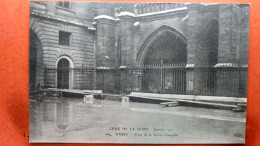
[29,1,249,144]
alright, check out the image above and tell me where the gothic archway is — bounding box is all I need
[137,25,187,93]
[137,25,187,66]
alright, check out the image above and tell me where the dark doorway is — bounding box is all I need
[29,29,43,92]
[142,30,187,94]
[57,58,70,89]
[143,31,187,64]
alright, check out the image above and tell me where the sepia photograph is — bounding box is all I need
[29,1,249,144]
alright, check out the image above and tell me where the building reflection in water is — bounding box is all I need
[29,97,245,143]
[55,100,71,132]
[30,98,104,141]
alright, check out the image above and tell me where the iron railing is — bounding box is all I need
[41,63,248,97]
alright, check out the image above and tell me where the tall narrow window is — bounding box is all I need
[59,31,71,46]
[58,1,70,9]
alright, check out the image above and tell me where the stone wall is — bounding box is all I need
[30,1,96,89]
[29,2,249,96]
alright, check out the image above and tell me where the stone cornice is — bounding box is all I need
[94,8,188,23]
[55,5,76,14]
[214,63,245,68]
[117,11,136,17]
[135,7,188,22]
[186,3,219,12]
[96,66,112,70]
[117,12,135,22]
[94,15,117,21]
[184,63,249,68]
[185,64,195,68]
[30,11,95,31]
[94,15,120,25]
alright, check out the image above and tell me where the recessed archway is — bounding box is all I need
[143,31,187,64]
[29,29,43,91]
[137,25,187,94]
[137,25,187,66]
[56,56,74,89]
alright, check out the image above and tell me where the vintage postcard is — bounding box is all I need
[29,1,249,144]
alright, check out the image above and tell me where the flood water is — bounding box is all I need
[29,97,246,144]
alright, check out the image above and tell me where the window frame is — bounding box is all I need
[59,31,72,46]
[57,1,71,9]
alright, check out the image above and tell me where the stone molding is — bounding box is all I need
[30,11,95,30]
[136,7,188,22]
[185,64,195,68]
[214,63,240,68]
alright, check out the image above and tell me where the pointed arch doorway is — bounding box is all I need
[137,25,187,94]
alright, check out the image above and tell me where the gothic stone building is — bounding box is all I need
[29,2,249,97]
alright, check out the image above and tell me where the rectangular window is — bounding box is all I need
[59,31,71,46]
[58,1,70,9]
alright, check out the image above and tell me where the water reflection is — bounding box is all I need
[56,101,70,132]
[30,97,105,141]
[29,97,246,143]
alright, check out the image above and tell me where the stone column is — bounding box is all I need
[186,4,204,95]
[117,12,138,93]
[117,13,135,66]
[238,4,249,97]
[95,15,117,93]
[215,4,241,96]
[95,16,117,68]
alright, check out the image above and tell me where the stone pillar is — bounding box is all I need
[239,4,249,65]
[238,4,249,97]
[215,4,241,96]
[117,12,137,93]
[186,4,204,95]
[118,13,135,66]
[95,15,117,93]
[95,16,117,68]
[218,4,240,64]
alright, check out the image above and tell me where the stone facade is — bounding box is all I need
[29,2,249,97]
[30,1,96,90]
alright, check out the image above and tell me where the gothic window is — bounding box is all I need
[59,31,71,46]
